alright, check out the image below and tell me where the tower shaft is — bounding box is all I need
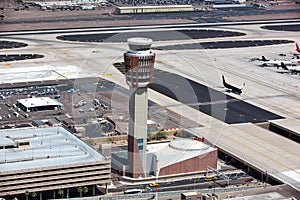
[128,87,148,178]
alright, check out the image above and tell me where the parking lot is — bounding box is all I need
[0,79,110,125]
[0,76,199,141]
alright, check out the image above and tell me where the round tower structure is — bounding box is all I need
[124,37,155,88]
[124,37,155,178]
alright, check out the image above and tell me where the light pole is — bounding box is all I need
[155,159,159,200]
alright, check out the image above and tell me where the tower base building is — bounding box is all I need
[111,138,217,177]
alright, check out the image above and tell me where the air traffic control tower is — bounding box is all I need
[124,37,155,178]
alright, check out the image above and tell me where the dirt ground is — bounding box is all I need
[225,12,300,21]
[1,2,299,32]
[1,5,193,32]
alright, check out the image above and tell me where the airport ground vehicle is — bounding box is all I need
[149,182,159,187]
[124,189,142,194]
[245,177,253,182]
[204,176,215,181]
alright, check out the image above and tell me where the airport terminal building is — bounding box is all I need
[0,127,110,199]
[115,5,195,14]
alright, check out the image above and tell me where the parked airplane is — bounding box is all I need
[259,56,294,67]
[222,75,245,95]
[279,62,300,74]
[250,56,269,62]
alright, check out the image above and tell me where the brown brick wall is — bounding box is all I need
[128,135,145,178]
[159,149,217,176]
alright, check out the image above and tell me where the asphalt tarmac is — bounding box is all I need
[2,7,299,27]
[113,63,283,124]
[0,24,291,123]
[150,70,283,124]
[261,24,300,31]
[153,39,294,50]
[0,54,44,62]
[0,40,27,49]
[57,29,245,42]
[0,38,293,63]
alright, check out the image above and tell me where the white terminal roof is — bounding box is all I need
[147,138,216,170]
[0,137,15,147]
[118,5,194,9]
[270,118,300,137]
[0,127,107,172]
[17,97,63,108]
[0,65,83,84]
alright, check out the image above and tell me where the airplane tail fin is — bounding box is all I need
[296,43,300,53]
[280,62,289,70]
[222,75,226,86]
[262,56,268,61]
